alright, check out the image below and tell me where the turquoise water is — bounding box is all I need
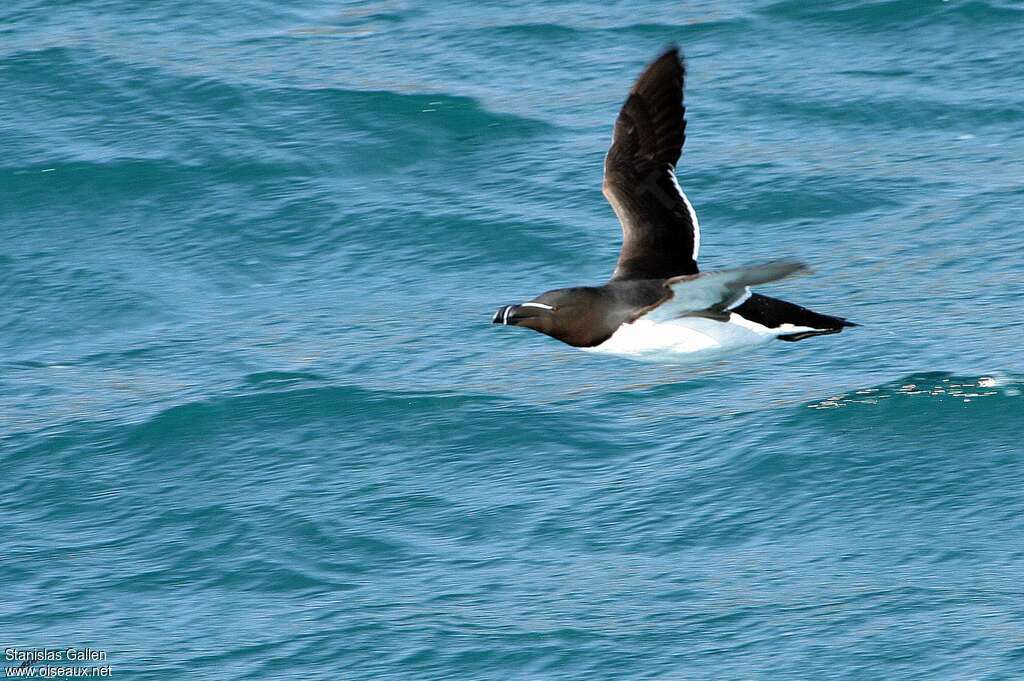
[3,0,1023,678]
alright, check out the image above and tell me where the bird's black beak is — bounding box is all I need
[492,304,518,325]
[494,303,553,328]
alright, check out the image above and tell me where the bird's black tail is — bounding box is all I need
[731,293,857,342]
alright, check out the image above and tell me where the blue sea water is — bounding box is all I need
[2,0,1023,678]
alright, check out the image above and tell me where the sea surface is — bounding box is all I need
[2,0,1023,678]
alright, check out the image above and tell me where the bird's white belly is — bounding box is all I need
[583,314,815,362]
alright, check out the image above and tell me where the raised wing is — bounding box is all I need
[604,47,700,282]
[642,261,808,322]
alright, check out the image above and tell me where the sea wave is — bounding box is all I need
[1,45,550,169]
[761,0,1024,29]
[803,371,1022,412]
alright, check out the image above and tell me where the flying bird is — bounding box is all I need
[492,47,855,359]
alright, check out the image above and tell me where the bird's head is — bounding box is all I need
[492,287,618,348]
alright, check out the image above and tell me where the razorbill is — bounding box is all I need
[492,47,855,360]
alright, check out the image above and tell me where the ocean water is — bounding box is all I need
[2,0,1023,678]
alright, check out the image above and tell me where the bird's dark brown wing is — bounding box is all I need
[603,47,700,281]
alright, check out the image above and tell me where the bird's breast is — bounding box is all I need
[582,314,813,361]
